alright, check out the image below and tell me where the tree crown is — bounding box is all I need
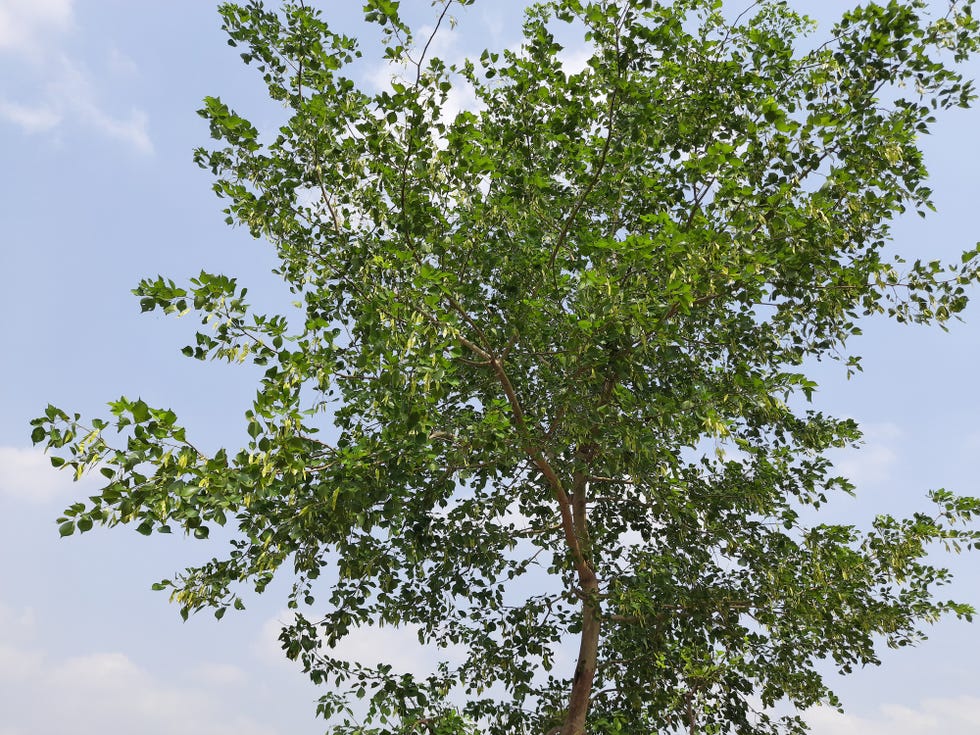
[33,1,980,733]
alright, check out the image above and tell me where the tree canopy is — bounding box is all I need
[33,0,980,733]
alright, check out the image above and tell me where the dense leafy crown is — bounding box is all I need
[33,0,980,733]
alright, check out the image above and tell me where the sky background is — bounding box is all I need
[1,0,979,733]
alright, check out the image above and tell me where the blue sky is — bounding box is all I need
[1,1,978,733]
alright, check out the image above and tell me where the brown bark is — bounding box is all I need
[560,467,601,735]
[561,568,601,735]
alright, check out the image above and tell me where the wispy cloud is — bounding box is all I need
[0,0,73,58]
[0,0,152,153]
[0,98,60,132]
[106,46,138,77]
[46,55,153,153]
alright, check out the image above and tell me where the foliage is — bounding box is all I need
[33,0,980,733]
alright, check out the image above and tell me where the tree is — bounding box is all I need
[32,0,980,732]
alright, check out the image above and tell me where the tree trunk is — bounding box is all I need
[561,464,601,735]
[560,569,601,735]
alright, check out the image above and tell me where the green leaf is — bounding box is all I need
[132,400,150,423]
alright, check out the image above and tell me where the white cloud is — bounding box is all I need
[257,609,463,679]
[366,23,483,126]
[39,652,277,735]
[335,621,465,677]
[0,599,283,735]
[256,610,296,668]
[0,644,44,683]
[807,696,980,735]
[0,446,80,504]
[363,10,593,132]
[558,44,593,75]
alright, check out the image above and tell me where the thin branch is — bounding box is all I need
[548,88,620,270]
